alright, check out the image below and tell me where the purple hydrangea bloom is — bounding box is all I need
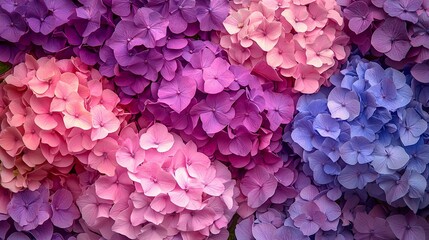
[397,108,428,146]
[410,13,429,48]
[387,212,429,239]
[405,142,429,173]
[7,188,51,230]
[196,0,229,31]
[343,1,374,34]
[0,10,27,42]
[133,7,169,48]
[383,0,422,23]
[111,0,144,17]
[371,18,411,61]
[339,137,375,165]
[339,0,429,67]
[313,114,341,139]
[327,87,361,121]
[51,189,80,228]
[371,145,410,174]
[338,164,378,189]
[307,151,341,185]
[168,0,198,34]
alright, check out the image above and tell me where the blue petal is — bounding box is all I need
[406,171,427,199]
[365,63,385,86]
[291,120,315,151]
[339,141,358,165]
[313,114,341,139]
[320,138,340,162]
[296,93,327,113]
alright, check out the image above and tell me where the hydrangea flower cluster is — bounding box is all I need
[341,196,429,240]
[235,164,346,239]
[0,55,124,192]
[235,168,429,239]
[1,0,298,215]
[112,35,298,211]
[3,0,429,239]
[0,176,83,239]
[76,123,238,240]
[338,0,429,81]
[0,0,230,66]
[125,40,294,164]
[218,0,351,93]
[284,54,429,212]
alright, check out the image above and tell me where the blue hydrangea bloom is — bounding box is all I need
[285,55,429,212]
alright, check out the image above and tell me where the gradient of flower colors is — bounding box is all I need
[1,0,429,239]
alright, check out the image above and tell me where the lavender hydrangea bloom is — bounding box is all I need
[327,87,360,121]
[383,0,422,23]
[343,1,374,34]
[313,114,341,139]
[371,18,411,61]
[7,188,51,230]
[405,142,429,173]
[291,120,318,152]
[366,68,413,111]
[397,108,428,146]
[0,10,27,42]
[338,164,378,189]
[339,137,374,165]
[51,189,80,228]
[307,151,340,185]
[236,207,309,240]
[410,13,429,48]
[387,213,429,240]
[371,145,410,174]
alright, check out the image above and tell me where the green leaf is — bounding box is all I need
[228,214,240,240]
[0,62,11,75]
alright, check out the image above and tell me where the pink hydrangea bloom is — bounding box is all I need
[219,0,350,93]
[77,123,239,240]
[0,55,124,192]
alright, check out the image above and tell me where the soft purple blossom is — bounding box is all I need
[338,164,377,189]
[7,188,51,230]
[133,7,169,48]
[383,0,422,23]
[51,189,80,228]
[343,1,374,34]
[0,10,27,42]
[410,13,429,48]
[168,0,198,34]
[371,18,411,61]
[196,0,229,31]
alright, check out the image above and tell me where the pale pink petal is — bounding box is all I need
[139,123,174,152]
